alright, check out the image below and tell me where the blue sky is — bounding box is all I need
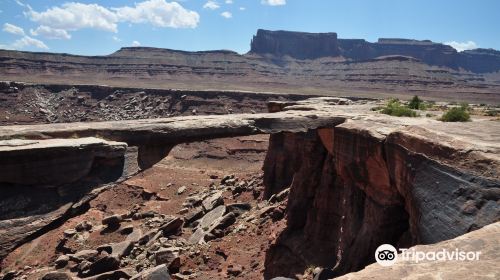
[0,0,499,55]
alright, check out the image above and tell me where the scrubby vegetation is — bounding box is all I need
[440,104,471,122]
[408,95,427,110]
[379,98,418,117]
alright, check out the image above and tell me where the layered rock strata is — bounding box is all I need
[262,100,500,278]
[0,97,349,260]
[251,29,500,73]
[250,29,340,59]
[2,29,500,103]
[0,138,129,260]
[1,97,499,279]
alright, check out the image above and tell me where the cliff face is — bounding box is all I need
[263,103,500,278]
[1,96,499,278]
[250,29,340,59]
[250,30,500,73]
[2,31,500,103]
[0,96,351,260]
[459,48,500,73]
[371,38,459,69]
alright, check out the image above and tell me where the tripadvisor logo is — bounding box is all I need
[375,244,398,266]
[375,244,481,266]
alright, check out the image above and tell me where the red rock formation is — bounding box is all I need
[263,105,500,279]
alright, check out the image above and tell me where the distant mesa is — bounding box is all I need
[249,29,500,73]
[0,29,499,101]
[250,29,341,60]
[110,46,238,57]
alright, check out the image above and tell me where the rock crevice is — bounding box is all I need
[262,103,500,279]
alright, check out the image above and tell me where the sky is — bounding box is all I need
[0,0,499,55]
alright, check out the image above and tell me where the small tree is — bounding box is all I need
[408,95,424,110]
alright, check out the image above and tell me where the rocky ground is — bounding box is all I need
[0,82,498,128]
[1,135,293,280]
[0,82,313,126]
[0,88,498,280]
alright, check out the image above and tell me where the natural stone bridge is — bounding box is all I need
[1,97,499,277]
[0,97,349,186]
[0,97,348,259]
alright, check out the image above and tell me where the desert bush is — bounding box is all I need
[380,99,418,117]
[408,95,427,110]
[440,104,471,122]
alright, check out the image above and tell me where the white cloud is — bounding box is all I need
[132,40,141,46]
[3,23,25,36]
[30,25,71,39]
[203,1,220,10]
[13,36,49,49]
[27,2,119,32]
[14,0,30,8]
[261,0,286,6]
[221,11,232,18]
[11,35,49,50]
[0,25,48,51]
[112,36,122,42]
[239,7,246,11]
[444,41,478,52]
[114,0,199,29]
[225,0,233,4]
[25,0,199,39]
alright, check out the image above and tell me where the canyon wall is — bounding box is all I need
[0,138,133,260]
[250,29,340,59]
[0,97,350,260]
[459,48,500,73]
[263,105,500,278]
[2,30,500,104]
[250,29,500,73]
[1,97,499,277]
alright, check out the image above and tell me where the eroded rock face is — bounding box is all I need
[262,132,310,199]
[263,102,500,279]
[1,97,499,279]
[0,97,349,261]
[263,129,410,278]
[250,29,340,59]
[0,138,128,260]
[0,138,127,185]
[250,29,500,73]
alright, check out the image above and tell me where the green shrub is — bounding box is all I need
[408,95,423,110]
[408,95,433,110]
[440,106,471,122]
[380,99,418,117]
